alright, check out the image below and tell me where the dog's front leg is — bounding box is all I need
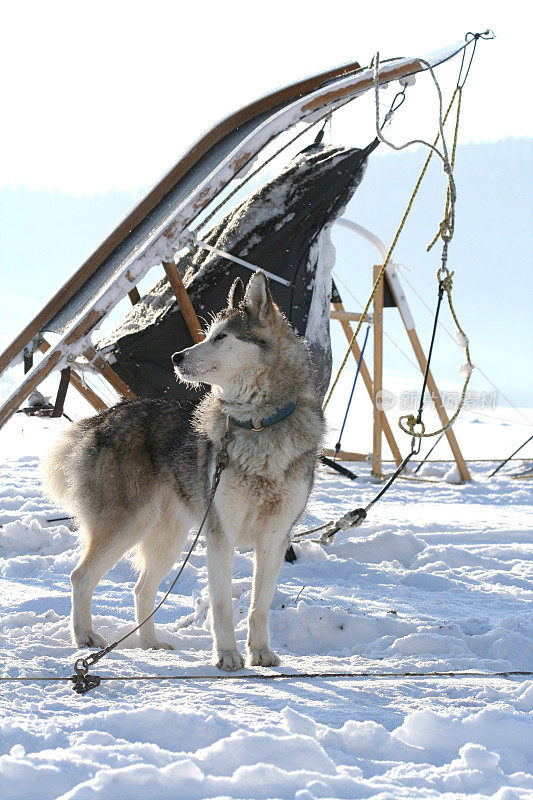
[206,527,244,671]
[247,531,288,667]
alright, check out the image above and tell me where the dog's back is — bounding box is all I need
[42,399,204,534]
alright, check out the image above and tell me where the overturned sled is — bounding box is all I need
[97,143,374,402]
[0,38,474,429]
[0,34,493,489]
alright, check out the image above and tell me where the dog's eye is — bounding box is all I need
[213,333,227,343]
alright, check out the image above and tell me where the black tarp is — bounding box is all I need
[97,142,376,402]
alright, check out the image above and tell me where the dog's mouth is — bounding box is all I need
[174,363,216,382]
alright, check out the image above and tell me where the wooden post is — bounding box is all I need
[331,301,403,466]
[128,287,141,305]
[51,367,71,417]
[372,265,384,478]
[67,370,108,412]
[383,264,471,483]
[162,261,204,343]
[406,328,471,482]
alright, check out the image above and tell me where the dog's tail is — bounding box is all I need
[41,426,79,512]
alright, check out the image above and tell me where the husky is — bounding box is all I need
[42,271,324,669]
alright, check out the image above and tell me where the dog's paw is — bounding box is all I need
[248,648,281,667]
[74,630,108,649]
[214,650,245,671]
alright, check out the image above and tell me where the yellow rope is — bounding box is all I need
[323,88,460,410]
[395,84,476,440]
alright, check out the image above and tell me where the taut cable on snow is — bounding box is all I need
[3,670,531,688]
[489,433,533,478]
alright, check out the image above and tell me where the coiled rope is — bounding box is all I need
[325,48,476,443]
[322,79,462,411]
[297,33,494,542]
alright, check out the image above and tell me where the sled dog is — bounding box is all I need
[42,271,324,669]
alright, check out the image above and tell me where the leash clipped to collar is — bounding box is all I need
[229,401,296,432]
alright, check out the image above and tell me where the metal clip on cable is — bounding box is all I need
[70,658,101,694]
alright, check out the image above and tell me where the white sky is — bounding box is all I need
[1,0,531,196]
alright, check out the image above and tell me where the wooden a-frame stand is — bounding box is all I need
[323,220,470,482]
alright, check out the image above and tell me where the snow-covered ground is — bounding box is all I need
[1,403,532,800]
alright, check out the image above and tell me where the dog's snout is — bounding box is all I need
[172,351,185,367]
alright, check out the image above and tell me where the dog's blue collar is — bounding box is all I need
[229,401,297,432]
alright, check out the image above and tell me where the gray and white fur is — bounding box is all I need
[42,271,325,669]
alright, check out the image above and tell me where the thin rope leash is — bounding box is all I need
[296,257,455,543]
[69,423,235,693]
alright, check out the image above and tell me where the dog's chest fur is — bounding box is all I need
[198,399,323,545]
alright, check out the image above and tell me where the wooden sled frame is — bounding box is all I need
[0,41,474,431]
[323,219,470,482]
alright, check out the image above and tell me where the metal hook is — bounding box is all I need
[381,86,407,129]
[458,30,495,88]
[70,657,101,694]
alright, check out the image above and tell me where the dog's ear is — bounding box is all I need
[227,277,245,309]
[243,271,273,320]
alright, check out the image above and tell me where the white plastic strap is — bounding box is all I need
[176,230,291,287]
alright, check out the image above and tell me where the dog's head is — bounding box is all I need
[172,271,280,391]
